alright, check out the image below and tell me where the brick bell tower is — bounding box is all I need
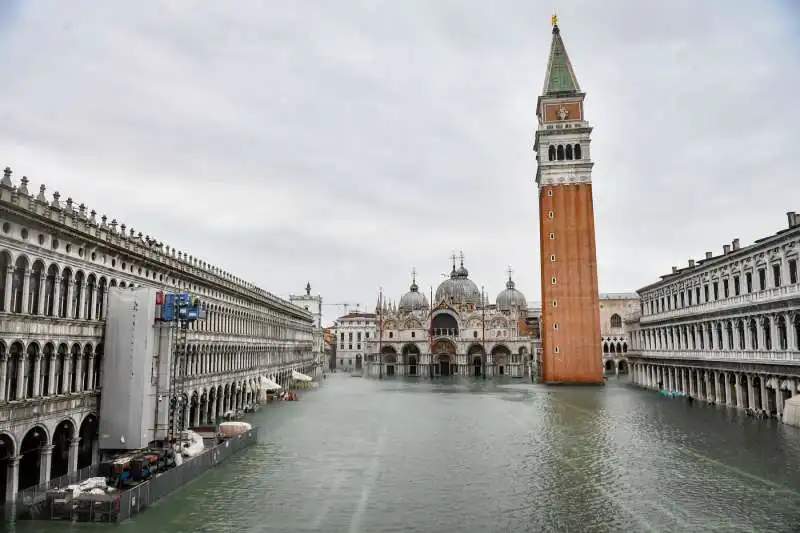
[534,16,603,385]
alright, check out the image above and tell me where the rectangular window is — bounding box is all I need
[703,285,709,302]
[672,294,677,309]
[733,275,740,295]
[790,259,798,284]
[680,292,685,307]
[687,290,693,305]
[549,232,555,240]
[550,255,556,262]
[723,279,729,298]
[772,264,781,287]
[712,282,719,300]
[758,268,766,290]
[695,287,700,304]
[746,272,753,293]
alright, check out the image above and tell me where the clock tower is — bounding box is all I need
[534,17,603,385]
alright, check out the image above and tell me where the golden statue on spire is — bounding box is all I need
[551,14,558,27]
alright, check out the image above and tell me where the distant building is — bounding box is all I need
[334,312,378,372]
[363,256,540,379]
[599,293,639,375]
[627,212,800,419]
[290,283,325,372]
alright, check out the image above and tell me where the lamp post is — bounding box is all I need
[378,287,384,380]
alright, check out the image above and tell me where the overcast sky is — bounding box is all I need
[0,1,798,326]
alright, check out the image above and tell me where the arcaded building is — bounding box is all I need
[627,212,800,418]
[0,167,315,502]
[599,293,639,375]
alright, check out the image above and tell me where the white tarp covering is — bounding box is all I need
[178,429,205,458]
[292,370,312,382]
[260,376,282,390]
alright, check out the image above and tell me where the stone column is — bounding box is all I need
[74,282,84,320]
[74,356,83,393]
[787,312,797,352]
[37,274,46,316]
[39,445,53,485]
[0,356,6,401]
[20,269,31,314]
[68,439,80,473]
[65,281,75,319]
[86,355,95,390]
[51,280,61,318]
[776,385,785,418]
[682,368,689,395]
[15,356,25,400]
[735,374,744,408]
[47,355,56,395]
[746,374,756,409]
[5,456,19,503]
[761,383,770,414]
[2,266,12,312]
[704,371,712,402]
[63,356,72,393]
[32,355,41,398]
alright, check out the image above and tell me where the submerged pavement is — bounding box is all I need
[12,374,800,532]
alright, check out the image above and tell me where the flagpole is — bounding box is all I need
[429,285,434,379]
[481,285,486,380]
[378,287,384,380]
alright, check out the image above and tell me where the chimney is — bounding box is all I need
[671,266,678,274]
[705,251,712,259]
[789,212,797,228]
[688,259,695,268]
[723,244,731,255]
[732,238,740,251]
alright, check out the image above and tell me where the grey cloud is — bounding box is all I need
[0,0,797,325]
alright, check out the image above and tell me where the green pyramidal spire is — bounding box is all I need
[542,21,581,96]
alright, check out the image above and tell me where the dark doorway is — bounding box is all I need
[499,365,504,376]
[408,356,418,376]
[438,355,452,377]
[386,365,395,377]
[473,356,482,377]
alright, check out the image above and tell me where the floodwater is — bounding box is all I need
[11,374,800,532]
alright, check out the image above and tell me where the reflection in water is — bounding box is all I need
[11,376,800,533]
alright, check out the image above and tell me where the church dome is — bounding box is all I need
[399,274,429,312]
[496,277,527,311]
[435,256,481,306]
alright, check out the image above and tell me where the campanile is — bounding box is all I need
[534,17,603,385]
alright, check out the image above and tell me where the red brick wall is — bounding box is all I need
[539,183,603,384]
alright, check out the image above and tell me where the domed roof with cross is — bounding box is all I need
[496,266,527,311]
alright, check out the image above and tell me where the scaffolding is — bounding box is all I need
[154,292,205,445]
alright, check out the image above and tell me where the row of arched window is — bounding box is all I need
[547,144,582,161]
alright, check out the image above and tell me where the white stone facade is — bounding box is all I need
[0,167,315,502]
[290,284,325,372]
[627,212,800,419]
[334,313,377,372]
[599,293,639,375]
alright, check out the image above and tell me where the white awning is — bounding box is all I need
[291,370,312,382]
[260,376,282,390]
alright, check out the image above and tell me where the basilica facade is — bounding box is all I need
[364,256,540,379]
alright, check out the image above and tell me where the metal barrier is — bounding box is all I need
[6,427,258,523]
[5,464,100,521]
[116,427,258,522]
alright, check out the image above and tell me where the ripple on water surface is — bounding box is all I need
[12,376,800,533]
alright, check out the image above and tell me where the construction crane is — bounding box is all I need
[322,302,360,316]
